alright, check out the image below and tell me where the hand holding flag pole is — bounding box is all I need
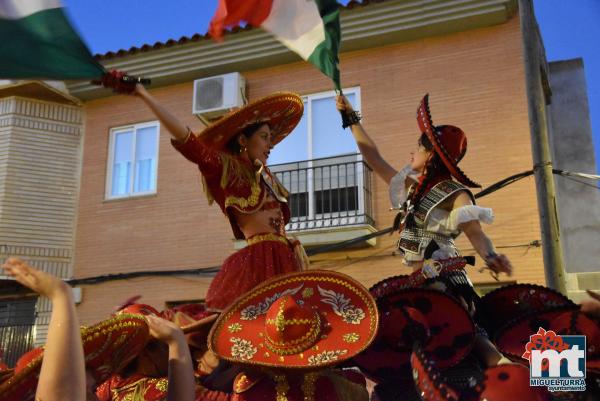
[92,70,151,94]
[208,0,349,128]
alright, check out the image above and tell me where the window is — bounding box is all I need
[106,122,159,199]
[269,88,374,231]
[269,87,360,164]
[0,297,36,367]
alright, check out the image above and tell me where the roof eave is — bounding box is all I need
[67,0,517,101]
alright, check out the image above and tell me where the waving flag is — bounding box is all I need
[210,0,342,91]
[0,0,105,79]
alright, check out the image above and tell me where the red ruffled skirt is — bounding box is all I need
[205,234,302,311]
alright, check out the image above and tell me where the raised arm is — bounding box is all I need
[145,315,195,401]
[336,95,397,184]
[452,192,512,277]
[133,84,222,176]
[134,84,191,142]
[2,258,86,401]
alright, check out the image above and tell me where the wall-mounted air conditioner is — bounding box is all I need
[192,72,246,120]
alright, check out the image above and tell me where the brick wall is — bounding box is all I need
[74,16,544,325]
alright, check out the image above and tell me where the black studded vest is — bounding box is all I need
[398,180,475,259]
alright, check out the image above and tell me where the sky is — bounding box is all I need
[62,0,600,173]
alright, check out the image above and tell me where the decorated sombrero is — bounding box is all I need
[494,305,600,371]
[0,313,149,401]
[550,308,600,374]
[209,270,378,369]
[197,92,304,151]
[475,284,575,336]
[416,94,480,188]
[411,345,550,401]
[353,287,475,383]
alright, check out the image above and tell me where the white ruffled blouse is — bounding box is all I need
[389,167,494,263]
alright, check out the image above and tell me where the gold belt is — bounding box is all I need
[246,233,289,246]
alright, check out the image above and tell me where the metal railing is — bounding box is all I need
[0,297,36,367]
[270,154,375,232]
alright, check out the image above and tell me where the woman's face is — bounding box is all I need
[239,123,272,165]
[410,139,433,172]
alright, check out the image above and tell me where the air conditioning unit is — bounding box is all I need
[192,72,246,120]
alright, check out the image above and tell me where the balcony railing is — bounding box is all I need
[270,153,375,232]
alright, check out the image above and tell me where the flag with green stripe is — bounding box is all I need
[0,0,105,79]
[210,0,342,91]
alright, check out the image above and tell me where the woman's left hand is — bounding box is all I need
[485,253,512,278]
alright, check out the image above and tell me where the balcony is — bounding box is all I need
[269,153,377,248]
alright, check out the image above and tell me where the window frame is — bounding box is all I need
[105,121,160,200]
[270,87,368,229]
[302,86,361,161]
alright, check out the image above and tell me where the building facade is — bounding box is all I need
[65,0,551,325]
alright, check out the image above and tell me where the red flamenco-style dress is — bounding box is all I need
[171,92,307,311]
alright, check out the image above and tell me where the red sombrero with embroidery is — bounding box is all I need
[411,345,550,401]
[0,313,149,401]
[417,94,480,188]
[197,92,303,151]
[475,284,575,337]
[353,287,475,383]
[208,270,378,369]
[494,305,577,364]
[550,308,600,374]
[495,305,600,371]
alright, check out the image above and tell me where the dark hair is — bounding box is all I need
[409,132,451,206]
[226,122,270,154]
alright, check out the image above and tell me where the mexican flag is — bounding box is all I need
[209,0,342,91]
[0,0,105,79]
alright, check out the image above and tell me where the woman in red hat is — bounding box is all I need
[100,73,306,312]
[337,94,511,277]
[337,94,512,367]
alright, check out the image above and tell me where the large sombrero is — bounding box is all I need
[197,92,304,151]
[353,287,475,383]
[475,284,576,337]
[494,305,600,372]
[0,313,149,401]
[411,345,550,401]
[209,270,378,369]
[416,94,480,188]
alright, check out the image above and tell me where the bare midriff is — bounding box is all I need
[233,194,286,239]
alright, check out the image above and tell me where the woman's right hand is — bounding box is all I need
[100,70,138,94]
[336,95,354,112]
[146,315,186,346]
[2,257,70,300]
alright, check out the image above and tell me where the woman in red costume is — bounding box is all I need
[101,72,306,312]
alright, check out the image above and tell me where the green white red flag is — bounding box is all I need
[209,0,342,91]
[0,0,105,79]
